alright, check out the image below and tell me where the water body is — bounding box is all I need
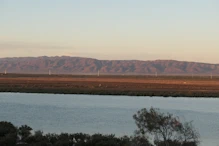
[0,93,219,146]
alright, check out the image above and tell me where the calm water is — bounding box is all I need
[0,93,219,146]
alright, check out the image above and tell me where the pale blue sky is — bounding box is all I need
[1,0,219,63]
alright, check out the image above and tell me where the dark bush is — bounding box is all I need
[0,121,17,146]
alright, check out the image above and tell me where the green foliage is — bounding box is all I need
[133,107,199,146]
[0,121,17,146]
[18,125,32,142]
[0,107,200,146]
[131,135,153,146]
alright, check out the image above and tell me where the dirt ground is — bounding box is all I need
[0,74,219,97]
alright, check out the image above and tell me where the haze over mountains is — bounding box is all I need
[0,56,219,75]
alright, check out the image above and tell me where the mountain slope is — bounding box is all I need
[0,56,219,75]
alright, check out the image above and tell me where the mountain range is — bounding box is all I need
[0,56,218,75]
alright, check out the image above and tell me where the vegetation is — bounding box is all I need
[0,108,199,146]
[1,75,219,97]
[133,108,199,146]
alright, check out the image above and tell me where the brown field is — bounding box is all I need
[0,74,219,97]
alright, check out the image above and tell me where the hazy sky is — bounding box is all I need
[1,0,219,63]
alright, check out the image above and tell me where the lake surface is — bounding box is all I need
[0,93,219,146]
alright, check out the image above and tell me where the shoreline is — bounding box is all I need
[0,90,219,98]
[0,74,219,98]
[0,91,219,99]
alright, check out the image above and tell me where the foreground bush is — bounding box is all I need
[0,121,17,146]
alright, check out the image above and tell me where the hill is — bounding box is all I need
[0,56,218,75]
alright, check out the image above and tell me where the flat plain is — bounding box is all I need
[0,74,219,97]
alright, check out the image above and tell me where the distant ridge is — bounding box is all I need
[0,56,219,75]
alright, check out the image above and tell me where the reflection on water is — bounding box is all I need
[0,93,219,146]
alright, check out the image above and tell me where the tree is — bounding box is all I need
[0,121,17,146]
[133,107,199,146]
[45,133,58,145]
[26,130,52,146]
[18,125,32,142]
[131,135,153,146]
[177,122,199,146]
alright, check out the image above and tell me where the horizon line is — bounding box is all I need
[0,55,218,65]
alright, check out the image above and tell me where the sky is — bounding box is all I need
[1,0,219,63]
